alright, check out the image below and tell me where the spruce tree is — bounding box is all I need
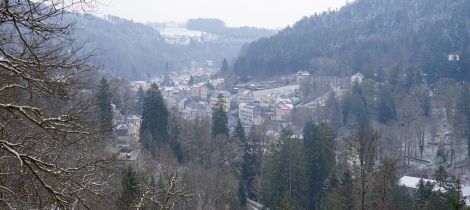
[377,86,396,124]
[120,167,140,209]
[242,125,262,200]
[221,58,229,72]
[457,85,470,157]
[303,121,336,209]
[140,83,169,156]
[188,75,195,86]
[211,94,228,138]
[414,179,434,209]
[263,130,309,209]
[136,86,145,115]
[233,119,246,144]
[96,77,113,130]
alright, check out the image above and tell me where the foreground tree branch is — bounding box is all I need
[0,0,115,209]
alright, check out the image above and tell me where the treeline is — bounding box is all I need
[186,18,276,39]
[233,0,470,81]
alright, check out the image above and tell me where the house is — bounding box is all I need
[448,54,460,62]
[296,70,310,84]
[274,103,293,122]
[239,103,262,126]
[399,176,470,205]
[237,89,254,104]
[351,72,365,84]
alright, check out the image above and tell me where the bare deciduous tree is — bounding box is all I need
[0,1,115,209]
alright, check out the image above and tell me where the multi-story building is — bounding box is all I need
[239,103,262,127]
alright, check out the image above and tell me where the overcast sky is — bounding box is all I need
[95,0,350,29]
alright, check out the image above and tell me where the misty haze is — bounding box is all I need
[1,0,470,209]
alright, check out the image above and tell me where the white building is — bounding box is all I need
[351,72,365,84]
[239,103,261,126]
[296,70,310,84]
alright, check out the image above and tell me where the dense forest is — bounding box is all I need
[234,0,470,81]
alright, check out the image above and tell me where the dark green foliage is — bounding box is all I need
[140,83,169,156]
[238,179,247,206]
[413,179,434,209]
[303,121,337,209]
[211,94,228,138]
[277,193,295,210]
[136,86,145,115]
[206,81,215,90]
[188,75,195,86]
[221,58,229,72]
[377,85,396,124]
[233,0,470,82]
[242,126,262,200]
[457,85,470,156]
[119,167,140,209]
[96,78,113,130]
[342,84,370,128]
[263,130,309,209]
[390,185,413,210]
[168,114,185,163]
[339,170,354,210]
[233,119,246,143]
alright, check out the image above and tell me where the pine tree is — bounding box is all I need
[263,130,309,209]
[233,119,246,143]
[168,114,185,163]
[136,86,145,115]
[140,83,169,156]
[414,179,434,209]
[96,77,113,130]
[377,85,396,124]
[303,121,336,209]
[120,166,140,209]
[188,75,195,86]
[211,94,228,138]
[221,58,229,72]
[238,179,247,206]
[340,169,354,210]
[457,85,470,157]
[242,125,262,200]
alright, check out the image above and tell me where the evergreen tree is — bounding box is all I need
[457,85,470,157]
[242,125,262,200]
[221,58,229,72]
[140,83,169,156]
[414,179,434,209]
[263,130,309,209]
[233,119,246,143]
[303,121,337,209]
[96,77,113,129]
[377,85,396,124]
[211,94,228,138]
[238,179,248,206]
[277,193,295,210]
[445,178,466,210]
[168,114,185,163]
[339,169,354,210]
[119,167,140,209]
[136,86,145,115]
[188,75,195,86]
